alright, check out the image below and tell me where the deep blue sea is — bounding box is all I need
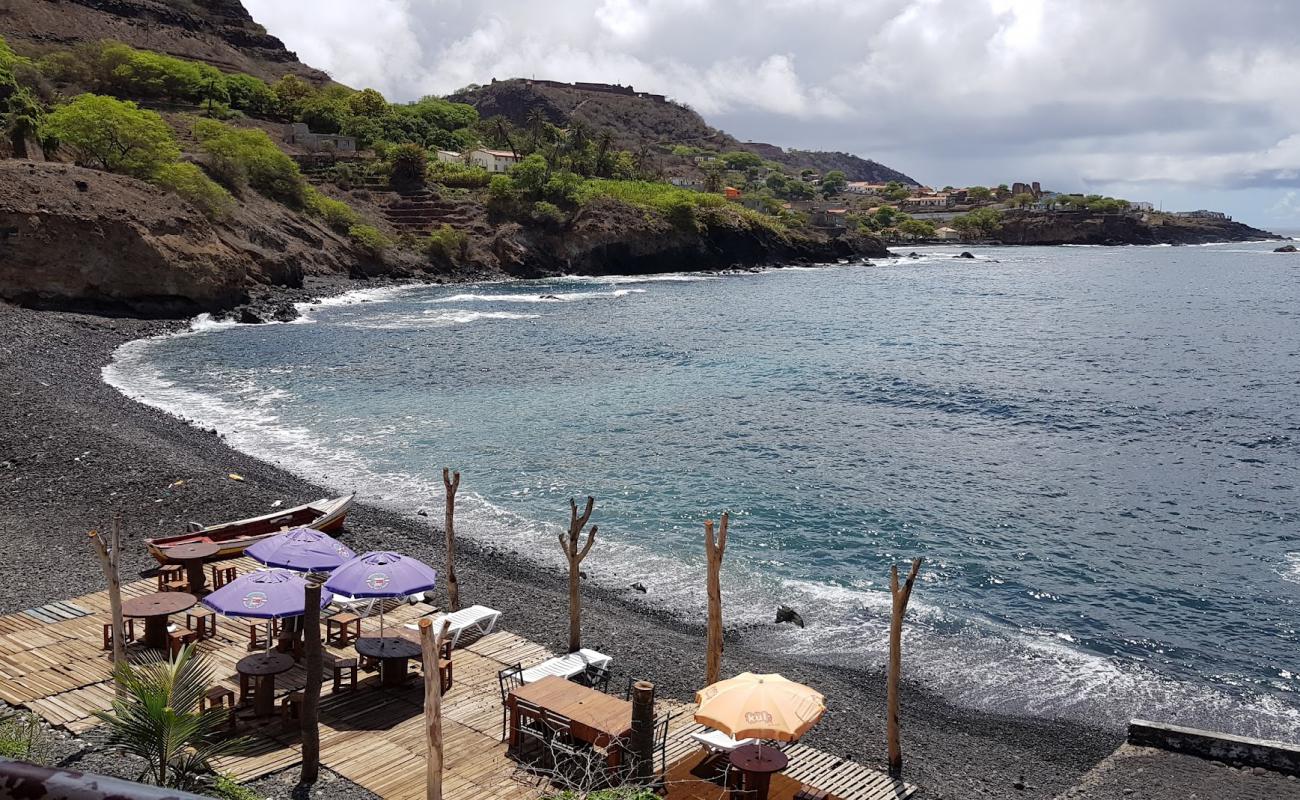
[105,242,1300,737]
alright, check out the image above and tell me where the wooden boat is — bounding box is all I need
[146,494,355,564]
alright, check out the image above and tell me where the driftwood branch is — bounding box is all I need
[887,556,923,780]
[704,513,729,686]
[560,496,597,652]
[300,581,323,783]
[420,618,451,800]
[442,468,461,612]
[89,516,125,687]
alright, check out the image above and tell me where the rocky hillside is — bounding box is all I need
[997,211,1280,246]
[449,79,918,183]
[0,0,326,83]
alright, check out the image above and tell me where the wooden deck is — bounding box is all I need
[0,557,916,800]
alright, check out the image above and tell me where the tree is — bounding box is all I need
[389,142,428,187]
[886,558,923,779]
[898,218,936,239]
[951,207,1002,238]
[559,497,598,652]
[42,94,179,178]
[703,167,724,194]
[1011,192,1035,209]
[347,87,389,118]
[720,150,763,170]
[966,185,993,201]
[272,74,314,119]
[509,152,549,196]
[821,169,847,196]
[94,645,243,790]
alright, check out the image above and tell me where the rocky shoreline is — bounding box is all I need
[0,285,1124,800]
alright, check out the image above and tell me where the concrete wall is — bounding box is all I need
[1128,719,1300,775]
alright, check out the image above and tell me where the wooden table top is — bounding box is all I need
[666,750,807,800]
[509,674,632,742]
[731,742,789,774]
[163,542,221,561]
[236,652,296,677]
[356,636,421,659]
[121,592,197,618]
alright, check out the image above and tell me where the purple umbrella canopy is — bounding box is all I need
[245,527,357,573]
[324,551,438,599]
[202,568,334,620]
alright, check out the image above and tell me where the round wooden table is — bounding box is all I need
[236,651,296,718]
[356,636,421,688]
[729,743,789,800]
[163,542,221,594]
[121,592,198,649]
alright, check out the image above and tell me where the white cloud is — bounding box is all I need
[243,0,1300,222]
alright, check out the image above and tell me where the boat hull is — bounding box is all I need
[146,494,354,564]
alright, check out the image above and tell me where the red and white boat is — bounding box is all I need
[146,494,355,564]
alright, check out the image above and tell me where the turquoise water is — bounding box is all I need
[106,243,1300,736]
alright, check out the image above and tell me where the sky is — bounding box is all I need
[244,0,1300,229]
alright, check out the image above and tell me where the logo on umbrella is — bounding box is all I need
[243,591,268,610]
[744,711,774,724]
[366,572,390,590]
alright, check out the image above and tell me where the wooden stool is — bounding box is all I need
[101,618,136,651]
[210,564,238,588]
[167,629,198,659]
[246,619,280,648]
[238,672,257,706]
[280,691,305,727]
[201,686,237,731]
[439,657,453,695]
[326,613,361,646]
[156,565,183,591]
[186,608,216,640]
[331,657,358,693]
[276,632,303,661]
[359,654,379,672]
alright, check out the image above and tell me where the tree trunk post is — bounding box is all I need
[442,468,461,612]
[704,513,729,686]
[887,557,923,780]
[629,680,656,784]
[558,496,597,653]
[89,516,125,686]
[300,581,323,784]
[419,618,451,800]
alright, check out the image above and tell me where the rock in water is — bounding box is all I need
[630,582,647,593]
[1274,244,1297,252]
[956,251,976,259]
[238,308,265,324]
[775,605,805,628]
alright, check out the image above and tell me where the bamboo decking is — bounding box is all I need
[0,556,915,800]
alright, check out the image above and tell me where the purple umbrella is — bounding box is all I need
[203,569,334,649]
[246,527,357,573]
[324,552,437,638]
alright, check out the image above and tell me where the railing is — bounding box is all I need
[0,758,210,800]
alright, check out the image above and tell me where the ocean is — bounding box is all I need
[104,241,1300,738]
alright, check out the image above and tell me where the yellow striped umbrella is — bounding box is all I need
[694,672,826,741]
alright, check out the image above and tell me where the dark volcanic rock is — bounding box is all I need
[1275,244,1297,252]
[776,604,805,628]
[956,251,976,259]
[997,210,1279,246]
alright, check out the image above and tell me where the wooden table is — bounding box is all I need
[507,674,632,765]
[163,542,221,594]
[121,592,197,649]
[356,636,421,688]
[665,750,809,800]
[730,743,789,800]
[236,652,295,717]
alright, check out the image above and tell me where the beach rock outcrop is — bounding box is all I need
[956,251,976,259]
[776,605,805,628]
[1274,244,1297,252]
[997,210,1279,246]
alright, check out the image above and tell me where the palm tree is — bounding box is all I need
[95,644,245,790]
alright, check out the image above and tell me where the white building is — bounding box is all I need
[934,226,961,241]
[903,194,951,209]
[468,148,521,173]
[435,150,463,164]
[1129,201,1154,212]
[669,176,705,190]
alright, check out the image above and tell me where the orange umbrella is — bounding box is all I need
[694,672,826,741]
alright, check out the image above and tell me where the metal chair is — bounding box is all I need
[577,663,611,692]
[497,663,524,741]
[512,698,547,763]
[652,711,678,774]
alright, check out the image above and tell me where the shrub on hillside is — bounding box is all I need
[42,94,179,178]
[389,142,428,187]
[425,223,467,261]
[348,224,392,256]
[530,200,566,226]
[192,118,305,204]
[154,161,235,220]
[426,159,490,188]
[303,186,361,231]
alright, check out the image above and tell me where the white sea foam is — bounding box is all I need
[339,309,540,330]
[426,288,647,304]
[543,272,722,285]
[293,284,426,323]
[1278,553,1300,584]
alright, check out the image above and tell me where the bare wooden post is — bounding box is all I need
[887,557,923,780]
[558,497,597,653]
[442,468,461,612]
[300,580,323,784]
[419,618,451,800]
[629,680,656,784]
[88,516,125,678]
[704,513,729,686]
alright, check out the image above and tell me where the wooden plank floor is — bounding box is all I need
[0,556,915,800]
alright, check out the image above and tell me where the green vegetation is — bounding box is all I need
[1011,192,1036,209]
[965,185,993,201]
[348,224,392,256]
[209,774,261,800]
[154,161,235,220]
[0,36,46,157]
[42,94,179,177]
[192,117,305,203]
[388,142,428,187]
[530,200,566,226]
[719,150,763,170]
[94,644,244,790]
[882,180,910,202]
[304,185,361,231]
[951,207,1002,237]
[427,158,491,188]
[1054,193,1130,213]
[0,710,52,764]
[898,218,936,239]
[820,169,847,196]
[426,223,468,260]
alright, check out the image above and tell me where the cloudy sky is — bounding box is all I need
[245,0,1300,228]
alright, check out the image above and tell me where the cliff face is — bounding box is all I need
[997,211,1279,246]
[0,0,326,83]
